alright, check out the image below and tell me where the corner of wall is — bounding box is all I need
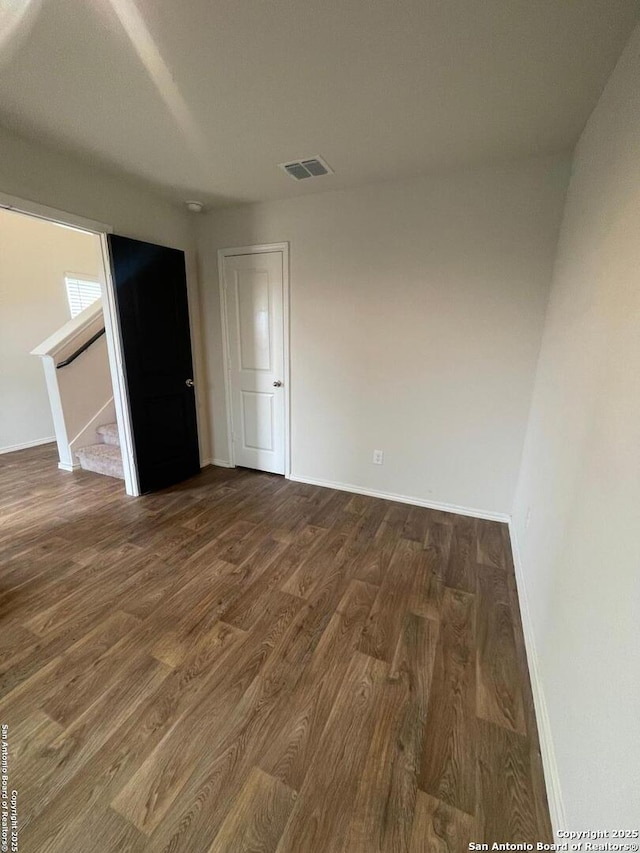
[508,518,566,836]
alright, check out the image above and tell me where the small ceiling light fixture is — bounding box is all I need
[185,200,204,213]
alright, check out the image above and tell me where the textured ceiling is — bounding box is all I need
[0,0,638,206]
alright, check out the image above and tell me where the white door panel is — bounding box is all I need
[241,391,274,451]
[223,251,285,474]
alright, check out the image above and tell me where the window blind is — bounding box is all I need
[65,277,102,319]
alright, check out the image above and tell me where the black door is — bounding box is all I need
[108,234,200,493]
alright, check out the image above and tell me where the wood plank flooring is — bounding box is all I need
[0,444,552,852]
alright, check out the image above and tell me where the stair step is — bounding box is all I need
[96,422,120,447]
[76,444,124,480]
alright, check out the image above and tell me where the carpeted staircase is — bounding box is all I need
[76,423,124,480]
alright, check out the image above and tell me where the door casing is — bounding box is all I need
[218,243,291,477]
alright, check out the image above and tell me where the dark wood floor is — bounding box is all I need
[0,444,551,852]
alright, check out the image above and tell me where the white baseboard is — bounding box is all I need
[0,436,56,455]
[212,458,234,469]
[508,519,566,836]
[288,473,510,522]
[200,458,211,468]
[58,460,80,472]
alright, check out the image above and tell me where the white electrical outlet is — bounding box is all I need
[372,449,384,465]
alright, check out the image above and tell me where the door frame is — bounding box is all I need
[217,243,291,477]
[0,191,140,496]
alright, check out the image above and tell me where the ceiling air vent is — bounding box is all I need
[279,155,333,180]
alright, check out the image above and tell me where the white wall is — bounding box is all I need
[0,208,102,452]
[511,25,640,827]
[0,125,210,463]
[198,155,569,516]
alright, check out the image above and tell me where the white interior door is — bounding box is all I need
[222,250,286,474]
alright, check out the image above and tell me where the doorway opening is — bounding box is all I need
[1,193,202,497]
[0,202,137,493]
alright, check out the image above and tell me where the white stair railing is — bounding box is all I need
[31,301,115,471]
